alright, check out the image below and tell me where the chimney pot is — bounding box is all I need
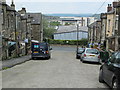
[107,4,112,12]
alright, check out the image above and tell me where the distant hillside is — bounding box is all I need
[45,14,93,17]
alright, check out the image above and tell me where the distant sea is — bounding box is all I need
[45,14,94,17]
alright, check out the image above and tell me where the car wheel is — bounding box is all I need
[76,56,79,59]
[112,79,118,90]
[99,69,104,83]
[47,56,51,60]
[32,57,35,60]
[82,60,85,63]
[80,57,82,61]
[49,56,51,59]
[81,58,84,62]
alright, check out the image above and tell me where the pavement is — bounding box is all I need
[1,55,31,70]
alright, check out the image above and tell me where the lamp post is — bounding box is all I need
[77,23,79,52]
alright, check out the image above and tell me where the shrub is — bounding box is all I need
[47,39,88,46]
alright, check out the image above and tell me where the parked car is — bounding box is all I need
[81,48,100,63]
[76,48,85,59]
[31,42,52,59]
[99,51,120,90]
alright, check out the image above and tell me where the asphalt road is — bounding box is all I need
[2,46,109,88]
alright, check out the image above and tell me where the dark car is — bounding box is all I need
[31,42,52,59]
[99,51,120,90]
[76,48,85,59]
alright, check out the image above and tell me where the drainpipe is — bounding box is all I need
[14,11,18,57]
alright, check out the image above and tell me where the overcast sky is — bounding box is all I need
[6,0,115,14]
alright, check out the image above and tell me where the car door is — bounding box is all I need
[103,53,116,85]
[81,49,86,59]
[114,52,120,86]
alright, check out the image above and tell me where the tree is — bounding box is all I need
[50,21,61,26]
[43,19,56,40]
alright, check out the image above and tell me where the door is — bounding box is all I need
[103,53,116,85]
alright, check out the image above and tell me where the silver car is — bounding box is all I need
[81,48,100,63]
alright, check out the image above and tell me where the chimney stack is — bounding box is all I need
[118,1,120,6]
[113,1,118,8]
[18,7,26,16]
[11,0,15,10]
[107,4,112,12]
[1,0,6,4]
[22,8,26,14]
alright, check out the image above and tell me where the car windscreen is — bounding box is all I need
[116,52,120,64]
[86,49,99,54]
[117,52,120,58]
[78,48,84,53]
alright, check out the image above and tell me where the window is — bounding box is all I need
[109,52,120,64]
[86,49,99,54]
[109,54,116,63]
[34,44,39,48]
[115,52,120,64]
[108,19,111,32]
[78,48,85,53]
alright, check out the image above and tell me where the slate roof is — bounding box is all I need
[26,13,42,24]
[20,13,42,24]
[15,11,21,16]
[59,18,81,21]
[55,25,88,34]
[89,21,96,27]
[107,10,115,14]
[6,5,15,11]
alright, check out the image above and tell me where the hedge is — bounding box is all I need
[46,39,88,46]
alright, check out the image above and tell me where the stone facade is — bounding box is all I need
[18,8,43,42]
[88,1,120,51]
[1,1,43,60]
[88,20,101,44]
[100,13,107,45]
[106,12,114,37]
[0,2,2,60]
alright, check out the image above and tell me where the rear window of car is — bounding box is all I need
[40,43,48,50]
[78,48,84,52]
[86,49,99,54]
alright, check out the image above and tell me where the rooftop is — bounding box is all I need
[26,13,42,24]
[55,25,88,34]
[21,13,42,24]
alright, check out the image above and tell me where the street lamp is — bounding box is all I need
[76,23,79,52]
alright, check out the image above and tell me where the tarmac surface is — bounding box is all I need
[2,46,109,88]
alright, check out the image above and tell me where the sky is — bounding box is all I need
[6,0,115,14]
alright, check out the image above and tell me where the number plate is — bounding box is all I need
[34,51,38,53]
[89,55,95,57]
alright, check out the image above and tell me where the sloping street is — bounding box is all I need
[2,46,108,88]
